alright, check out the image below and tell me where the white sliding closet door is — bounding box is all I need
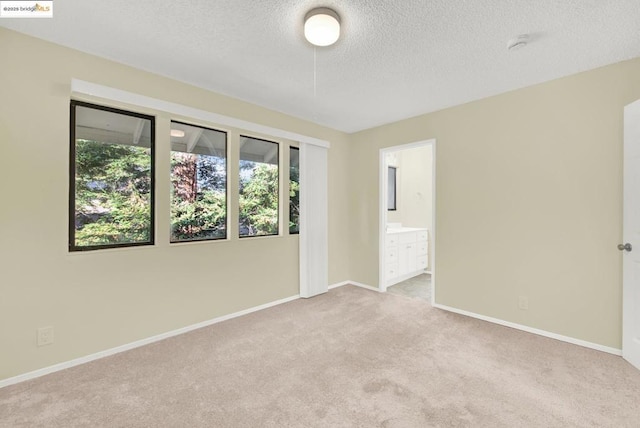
[299,142,328,298]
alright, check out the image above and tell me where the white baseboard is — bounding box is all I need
[328,281,350,289]
[329,280,380,292]
[432,303,622,356]
[0,294,300,389]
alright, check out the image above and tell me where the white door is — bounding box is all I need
[622,99,640,370]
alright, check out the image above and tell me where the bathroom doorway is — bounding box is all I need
[378,140,436,304]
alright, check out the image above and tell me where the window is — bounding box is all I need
[388,166,397,211]
[69,101,154,251]
[239,136,279,237]
[289,147,300,234]
[170,121,227,242]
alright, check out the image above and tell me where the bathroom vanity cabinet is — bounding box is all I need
[385,228,428,286]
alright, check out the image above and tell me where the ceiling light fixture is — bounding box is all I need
[170,129,185,137]
[304,7,341,47]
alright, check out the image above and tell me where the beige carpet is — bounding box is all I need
[1,286,640,427]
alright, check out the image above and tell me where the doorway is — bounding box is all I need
[379,140,436,304]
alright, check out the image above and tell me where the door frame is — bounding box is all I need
[378,139,436,304]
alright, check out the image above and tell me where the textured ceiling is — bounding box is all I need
[2,1,640,133]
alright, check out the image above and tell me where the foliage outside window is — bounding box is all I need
[70,102,154,251]
[289,147,300,234]
[239,136,279,237]
[170,122,227,242]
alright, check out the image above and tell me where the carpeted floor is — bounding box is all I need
[2,285,640,427]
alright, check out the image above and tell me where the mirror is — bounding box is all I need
[388,166,397,211]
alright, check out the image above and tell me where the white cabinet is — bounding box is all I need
[385,235,399,282]
[416,237,428,270]
[385,228,428,286]
[398,233,417,275]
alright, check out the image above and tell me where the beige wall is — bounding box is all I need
[349,57,640,349]
[0,28,350,381]
[386,146,433,230]
[3,25,640,381]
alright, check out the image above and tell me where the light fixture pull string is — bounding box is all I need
[313,46,318,121]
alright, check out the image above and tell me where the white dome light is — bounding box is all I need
[304,8,340,47]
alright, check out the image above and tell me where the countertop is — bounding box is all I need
[387,227,427,234]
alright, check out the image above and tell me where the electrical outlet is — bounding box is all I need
[37,326,54,347]
[518,296,529,311]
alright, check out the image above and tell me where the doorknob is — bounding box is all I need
[618,243,632,252]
